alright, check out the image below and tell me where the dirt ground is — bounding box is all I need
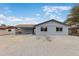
[0,35,79,56]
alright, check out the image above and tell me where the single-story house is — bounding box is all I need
[69,24,79,36]
[15,24,34,34]
[34,19,68,36]
[0,26,16,35]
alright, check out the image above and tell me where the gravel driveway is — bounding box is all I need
[0,35,79,56]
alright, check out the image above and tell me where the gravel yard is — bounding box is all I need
[0,35,79,56]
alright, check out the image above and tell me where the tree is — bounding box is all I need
[65,5,79,26]
[1,24,6,26]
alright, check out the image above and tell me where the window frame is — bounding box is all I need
[40,27,47,32]
[56,27,63,32]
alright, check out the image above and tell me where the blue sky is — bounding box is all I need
[0,3,76,25]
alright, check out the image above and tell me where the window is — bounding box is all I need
[45,27,47,31]
[60,28,63,31]
[56,27,59,31]
[41,27,47,32]
[8,29,11,32]
[41,27,43,31]
[56,27,63,32]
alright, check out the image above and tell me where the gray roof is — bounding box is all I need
[15,24,34,28]
[34,19,68,27]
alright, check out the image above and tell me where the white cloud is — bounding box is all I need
[42,6,72,21]
[0,20,4,23]
[43,6,72,16]
[0,7,12,15]
[49,14,63,21]
[4,7,12,14]
[7,16,22,22]
[0,14,38,25]
[23,18,38,24]
[36,14,41,17]
[0,14,6,18]
[0,14,6,21]
[43,6,72,12]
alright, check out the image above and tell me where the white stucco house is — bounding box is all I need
[34,19,68,36]
[0,26,16,35]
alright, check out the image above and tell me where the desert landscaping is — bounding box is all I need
[0,35,79,56]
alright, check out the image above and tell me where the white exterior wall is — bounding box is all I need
[0,29,15,35]
[6,29,16,35]
[35,21,68,36]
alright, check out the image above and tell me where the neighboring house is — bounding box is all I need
[15,24,34,34]
[34,19,68,36]
[69,24,79,36]
[0,26,16,35]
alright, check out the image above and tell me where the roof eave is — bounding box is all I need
[34,19,68,27]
